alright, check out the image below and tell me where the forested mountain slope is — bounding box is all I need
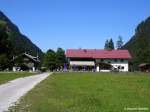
[123,17,150,69]
[0,11,43,69]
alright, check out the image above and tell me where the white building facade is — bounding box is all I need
[66,49,131,72]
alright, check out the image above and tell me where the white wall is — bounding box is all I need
[70,61,95,66]
[111,63,129,72]
[69,59,129,72]
[96,66,99,72]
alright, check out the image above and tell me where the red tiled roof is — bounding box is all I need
[66,49,132,59]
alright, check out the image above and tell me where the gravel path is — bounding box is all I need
[0,72,51,112]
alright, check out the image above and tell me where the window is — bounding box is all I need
[121,66,124,70]
[114,59,117,62]
[121,59,124,62]
[101,59,104,62]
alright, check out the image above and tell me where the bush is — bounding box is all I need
[40,67,48,72]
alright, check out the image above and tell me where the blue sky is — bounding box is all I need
[0,0,150,52]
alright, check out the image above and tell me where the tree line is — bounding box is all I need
[104,36,123,50]
[42,48,67,71]
[42,36,124,71]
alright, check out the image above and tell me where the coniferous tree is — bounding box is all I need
[109,38,114,50]
[104,39,109,50]
[116,36,123,49]
[104,38,114,50]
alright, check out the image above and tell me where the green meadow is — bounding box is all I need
[0,72,36,85]
[9,72,150,112]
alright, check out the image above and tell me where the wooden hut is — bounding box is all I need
[139,63,150,72]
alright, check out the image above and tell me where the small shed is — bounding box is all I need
[139,63,150,72]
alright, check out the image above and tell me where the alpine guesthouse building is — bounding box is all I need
[66,49,131,72]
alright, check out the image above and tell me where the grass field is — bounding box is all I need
[9,72,150,112]
[0,72,37,85]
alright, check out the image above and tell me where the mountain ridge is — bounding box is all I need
[0,11,43,58]
[123,16,150,69]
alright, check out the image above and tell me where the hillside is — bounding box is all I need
[123,17,150,69]
[0,11,43,69]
